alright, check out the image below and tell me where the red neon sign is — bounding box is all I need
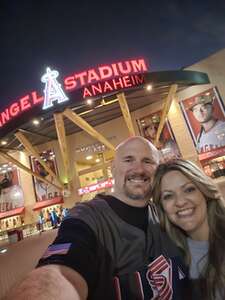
[0,91,43,127]
[64,59,147,90]
[83,74,145,98]
[78,178,114,195]
[0,58,148,129]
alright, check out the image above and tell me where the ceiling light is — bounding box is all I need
[0,140,7,146]
[32,119,40,126]
[86,155,93,160]
[146,84,153,91]
[0,248,7,254]
[86,99,93,105]
[95,158,101,163]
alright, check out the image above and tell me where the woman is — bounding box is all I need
[152,159,225,300]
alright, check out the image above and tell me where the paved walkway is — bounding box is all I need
[0,229,57,299]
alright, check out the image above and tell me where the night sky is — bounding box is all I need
[1,0,225,109]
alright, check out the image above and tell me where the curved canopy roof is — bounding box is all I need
[0,70,209,151]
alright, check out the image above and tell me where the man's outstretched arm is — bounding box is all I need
[4,264,88,300]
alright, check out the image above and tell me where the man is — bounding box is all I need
[189,94,225,153]
[6,137,189,300]
[143,119,180,161]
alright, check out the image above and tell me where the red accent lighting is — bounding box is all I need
[33,197,63,211]
[0,207,25,220]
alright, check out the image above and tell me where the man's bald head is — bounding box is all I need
[112,136,160,207]
[115,136,160,164]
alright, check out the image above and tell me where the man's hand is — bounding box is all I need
[4,265,88,300]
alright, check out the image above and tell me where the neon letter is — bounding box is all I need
[118,61,132,74]
[99,66,113,79]
[20,95,31,111]
[75,72,87,86]
[9,102,20,117]
[83,87,92,98]
[32,91,44,104]
[1,109,10,124]
[134,74,145,84]
[87,69,100,83]
[131,59,148,72]
[112,77,124,89]
[122,76,132,87]
[103,81,113,93]
[111,63,120,76]
[41,67,69,110]
[91,83,102,95]
[64,76,77,90]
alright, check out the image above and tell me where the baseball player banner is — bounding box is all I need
[180,87,225,159]
[0,165,24,212]
[137,111,181,161]
[30,150,61,202]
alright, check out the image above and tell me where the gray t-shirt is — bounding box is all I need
[187,238,208,279]
[188,238,224,300]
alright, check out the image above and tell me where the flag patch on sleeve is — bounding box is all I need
[42,243,71,259]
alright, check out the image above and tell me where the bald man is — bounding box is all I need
[7,137,189,300]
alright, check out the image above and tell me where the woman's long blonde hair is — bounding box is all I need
[152,159,225,300]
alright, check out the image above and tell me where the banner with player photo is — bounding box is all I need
[137,111,181,161]
[180,87,225,160]
[0,164,24,213]
[30,150,61,202]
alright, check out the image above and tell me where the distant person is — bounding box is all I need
[189,94,225,152]
[143,119,180,161]
[35,161,58,201]
[5,137,190,300]
[143,119,159,145]
[37,211,44,232]
[152,159,225,300]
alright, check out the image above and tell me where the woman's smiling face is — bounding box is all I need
[160,170,209,240]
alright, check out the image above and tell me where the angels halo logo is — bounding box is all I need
[41,67,69,110]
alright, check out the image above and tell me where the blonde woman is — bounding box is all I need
[152,159,225,300]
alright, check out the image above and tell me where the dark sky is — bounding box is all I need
[1,0,225,108]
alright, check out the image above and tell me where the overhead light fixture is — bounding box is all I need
[86,99,93,105]
[0,140,7,146]
[146,84,153,91]
[0,248,7,254]
[95,158,101,163]
[32,119,40,126]
[86,155,93,160]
